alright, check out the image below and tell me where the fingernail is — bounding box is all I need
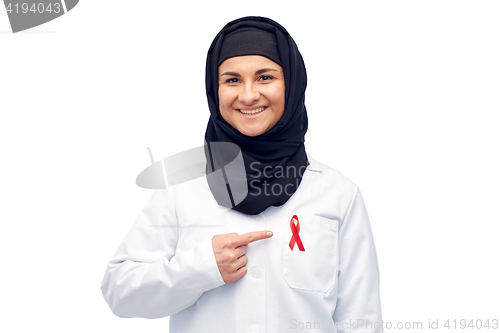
[267,231,273,236]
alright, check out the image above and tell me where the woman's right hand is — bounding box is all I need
[212,231,273,283]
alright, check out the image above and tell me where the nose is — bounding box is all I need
[238,83,260,105]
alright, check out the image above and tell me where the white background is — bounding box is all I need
[1,1,499,332]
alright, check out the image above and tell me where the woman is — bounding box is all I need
[101,16,383,333]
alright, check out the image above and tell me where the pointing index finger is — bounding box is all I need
[235,230,273,247]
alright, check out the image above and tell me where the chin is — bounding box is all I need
[238,127,267,137]
[240,131,262,137]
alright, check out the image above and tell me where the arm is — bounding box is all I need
[100,189,225,319]
[333,187,383,332]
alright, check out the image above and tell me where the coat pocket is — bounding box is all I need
[281,215,339,293]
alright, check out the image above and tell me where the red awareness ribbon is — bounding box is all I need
[289,215,305,251]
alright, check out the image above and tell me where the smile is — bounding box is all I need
[238,107,267,114]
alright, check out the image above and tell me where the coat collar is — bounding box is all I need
[306,154,323,172]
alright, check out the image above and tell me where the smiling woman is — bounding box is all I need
[204,20,309,215]
[218,55,285,137]
[101,16,384,333]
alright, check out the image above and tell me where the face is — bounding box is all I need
[218,55,285,137]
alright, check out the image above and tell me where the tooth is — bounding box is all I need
[240,107,264,114]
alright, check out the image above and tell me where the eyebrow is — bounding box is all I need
[220,68,278,77]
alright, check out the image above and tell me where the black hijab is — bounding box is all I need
[205,16,308,215]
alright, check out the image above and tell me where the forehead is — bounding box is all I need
[218,55,282,73]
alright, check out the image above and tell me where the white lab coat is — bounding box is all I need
[101,155,383,333]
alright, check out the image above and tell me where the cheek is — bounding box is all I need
[218,87,235,124]
[218,87,232,110]
[271,85,285,110]
[270,80,285,101]
[273,84,286,121]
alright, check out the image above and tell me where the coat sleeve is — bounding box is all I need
[333,187,383,332]
[100,188,225,319]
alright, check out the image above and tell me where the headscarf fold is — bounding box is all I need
[205,16,308,215]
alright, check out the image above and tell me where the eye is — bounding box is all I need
[225,78,239,83]
[259,75,274,81]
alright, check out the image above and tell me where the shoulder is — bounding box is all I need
[305,154,359,192]
[278,154,363,226]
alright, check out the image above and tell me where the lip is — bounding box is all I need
[236,106,268,119]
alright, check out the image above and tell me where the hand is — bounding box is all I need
[212,231,273,283]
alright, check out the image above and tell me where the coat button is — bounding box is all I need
[252,213,264,222]
[250,268,262,279]
[248,324,261,333]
